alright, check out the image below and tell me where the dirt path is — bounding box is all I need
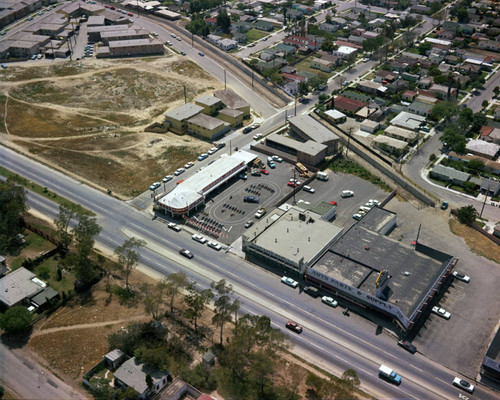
[31,315,149,338]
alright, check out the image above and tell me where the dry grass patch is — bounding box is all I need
[7,98,116,138]
[449,218,500,264]
[170,60,214,81]
[35,132,139,152]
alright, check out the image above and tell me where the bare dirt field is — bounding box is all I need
[1,56,222,197]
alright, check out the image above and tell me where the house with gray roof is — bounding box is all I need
[466,139,500,160]
[430,165,471,186]
[480,178,500,197]
[288,114,339,155]
[164,103,204,134]
[391,111,426,131]
[114,357,170,399]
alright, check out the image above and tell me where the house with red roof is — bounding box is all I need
[333,95,366,116]
[281,73,307,83]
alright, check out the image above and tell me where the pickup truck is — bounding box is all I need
[378,365,402,385]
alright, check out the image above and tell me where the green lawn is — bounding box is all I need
[8,230,56,271]
[36,255,76,294]
[246,29,269,42]
[294,57,337,79]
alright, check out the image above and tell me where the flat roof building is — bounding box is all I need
[384,125,419,144]
[372,135,408,154]
[213,88,250,117]
[466,139,500,160]
[218,107,243,128]
[156,151,256,216]
[265,133,328,166]
[187,113,230,140]
[106,38,164,57]
[194,95,224,116]
[164,103,204,134]
[391,111,426,131]
[243,205,344,274]
[288,114,339,155]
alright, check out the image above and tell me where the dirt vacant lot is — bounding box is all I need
[1,56,222,197]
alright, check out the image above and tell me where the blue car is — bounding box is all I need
[197,153,208,161]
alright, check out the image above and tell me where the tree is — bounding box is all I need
[184,282,213,332]
[431,101,457,122]
[142,279,168,320]
[216,8,231,33]
[494,86,500,97]
[482,100,489,108]
[468,159,485,171]
[457,205,478,225]
[298,81,309,96]
[430,1,441,14]
[0,306,32,335]
[54,204,79,251]
[320,40,334,52]
[114,237,146,292]
[73,212,101,283]
[211,279,239,345]
[342,369,360,388]
[165,271,188,314]
[146,373,153,391]
[418,41,431,55]
[0,180,28,250]
[309,74,328,90]
[457,8,469,23]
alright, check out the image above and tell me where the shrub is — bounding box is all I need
[0,306,32,335]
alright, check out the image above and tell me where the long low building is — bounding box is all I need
[265,133,327,166]
[156,151,256,216]
[288,114,339,155]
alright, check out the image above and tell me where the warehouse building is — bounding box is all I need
[264,133,328,166]
[156,151,256,216]
[288,114,339,155]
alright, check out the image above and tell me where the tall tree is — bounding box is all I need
[184,282,213,332]
[54,204,79,250]
[457,205,478,225]
[216,8,231,33]
[211,279,239,345]
[142,278,168,320]
[73,212,101,283]
[114,237,146,292]
[165,271,189,314]
[0,306,32,335]
[0,180,28,249]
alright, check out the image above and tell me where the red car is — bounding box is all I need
[179,249,193,259]
[127,12,133,16]
[110,6,115,9]
[260,169,269,175]
[329,200,337,206]
[286,321,303,334]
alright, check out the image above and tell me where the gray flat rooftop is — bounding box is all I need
[195,95,222,107]
[108,38,160,47]
[164,103,203,122]
[288,114,339,145]
[355,206,396,233]
[311,225,451,316]
[188,113,227,130]
[250,206,344,266]
[266,133,327,157]
[219,107,243,118]
[213,88,250,110]
[0,267,41,307]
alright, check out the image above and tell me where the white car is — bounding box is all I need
[321,296,338,307]
[174,168,185,176]
[368,199,380,206]
[281,276,298,288]
[192,234,207,244]
[432,306,451,320]
[303,185,315,193]
[184,161,194,169]
[162,175,173,183]
[452,271,470,283]
[207,241,222,251]
[353,213,364,220]
[149,182,161,191]
[452,377,474,393]
[207,147,218,155]
[168,222,181,232]
[341,190,354,198]
[272,155,283,163]
[253,133,263,140]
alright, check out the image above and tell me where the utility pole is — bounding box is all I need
[224,70,226,90]
[294,96,297,116]
[251,70,254,90]
[191,32,194,48]
[229,140,232,155]
[183,85,187,104]
[346,127,353,158]
[480,185,490,219]
[293,168,296,205]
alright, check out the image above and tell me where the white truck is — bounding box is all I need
[378,365,402,385]
[317,171,329,181]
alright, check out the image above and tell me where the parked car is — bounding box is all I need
[180,51,186,55]
[162,175,173,183]
[272,155,283,163]
[197,153,208,161]
[192,234,207,244]
[253,133,263,140]
[37,54,43,59]
[174,168,185,176]
[184,161,194,169]
[166,41,173,46]
[244,221,254,228]
[243,126,253,134]
[452,377,474,393]
[179,249,193,259]
[238,172,248,180]
[341,190,354,198]
[168,222,181,232]
[250,123,260,130]
[353,213,364,220]
[397,340,417,354]
[329,200,337,206]
[440,201,448,210]
[303,186,315,193]
[198,51,204,56]
[30,54,37,60]
[303,286,320,298]
[321,296,338,308]
[171,33,176,38]
[251,170,261,176]
[260,169,269,175]
[207,241,222,251]
[452,271,470,283]
[285,321,303,334]
[254,208,266,218]
[244,196,259,203]
[149,182,161,191]
[432,306,451,320]
[281,276,298,288]
[267,161,276,169]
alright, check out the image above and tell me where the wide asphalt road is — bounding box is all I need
[2,147,498,400]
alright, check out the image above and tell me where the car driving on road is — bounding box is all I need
[452,377,474,393]
[281,276,298,288]
[321,296,338,308]
[192,234,207,244]
[286,321,303,333]
[179,249,193,259]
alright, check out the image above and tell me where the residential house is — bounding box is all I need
[283,81,299,96]
[281,66,296,74]
[418,76,433,89]
[334,95,366,116]
[384,125,419,145]
[480,178,500,197]
[477,39,500,52]
[297,71,317,81]
[357,81,386,96]
[408,100,433,117]
[330,17,347,28]
[288,114,339,155]
[316,51,342,66]
[232,32,247,44]
[232,21,252,33]
[214,88,250,118]
[217,107,243,128]
[448,151,500,176]
[389,60,409,73]
[332,45,357,59]
[157,377,203,400]
[114,357,170,400]
[275,43,296,56]
[466,139,500,160]
[374,70,397,84]
[286,9,303,20]
[281,72,306,83]
[360,119,379,133]
[391,111,426,131]
[402,90,417,102]
[0,255,7,277]
[260,49,276,61]
[219,38,238,51]
[195,95,224,116]
[411,4,431,14]
[319,23,339,33]
[372,135,408,155]
[310,58,333,72]
[0,267,59,310]
[254,20,274,31]
[430,84,457,99]
[187,114,230,140]
[430,165,471,186]
[164,103,204,134]
[207,34,222,45]
[495,108,500,120]
[323,109,347,124]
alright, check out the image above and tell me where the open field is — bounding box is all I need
[1,56,222,197]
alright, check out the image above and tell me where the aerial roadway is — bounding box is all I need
[1,147,497,400]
